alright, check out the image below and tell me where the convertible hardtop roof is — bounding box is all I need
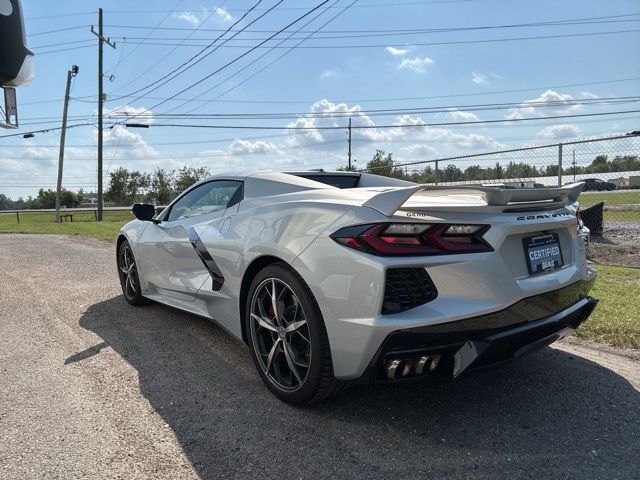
[194,170,414,196]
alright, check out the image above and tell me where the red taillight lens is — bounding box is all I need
[331,223,492,256]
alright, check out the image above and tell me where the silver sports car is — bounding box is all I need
[117,171,598,404]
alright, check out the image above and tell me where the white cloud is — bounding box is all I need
[285,99,400,149]
[320,68,338,79]
[402,144,438,157]
[398,56,434,73]
[537,124,581,139]
[173,11,200,26]
[471,72,488,85]
[393,114,505,151]
[580,91,599,99]
[446,109,480,122]
[229,139,280,154]
[385,46,408,56]
[214,7,233,23]
[105,105,155,125]
[506,90,579,120]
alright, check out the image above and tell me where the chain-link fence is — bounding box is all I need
[362,133,640,266]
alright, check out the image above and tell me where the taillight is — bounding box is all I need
[331,223,492,256]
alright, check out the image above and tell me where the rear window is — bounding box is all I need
[294,174,360,189]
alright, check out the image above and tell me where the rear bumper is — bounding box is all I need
[354,280,598,383]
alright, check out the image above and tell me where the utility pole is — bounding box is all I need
[347,117,352,171]
[55,65,79,223]
[572,149,577,181]
[91,9,116,221]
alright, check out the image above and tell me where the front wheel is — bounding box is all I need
[245,263,344,404]
[117,240,149,306]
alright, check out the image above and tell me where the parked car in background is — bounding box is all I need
[116,171,597,404]
[582,178,617,191]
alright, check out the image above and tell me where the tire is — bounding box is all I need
[117,240,149,306]
[245,263,345,405]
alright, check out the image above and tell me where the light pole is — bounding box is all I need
[55,65,79,223]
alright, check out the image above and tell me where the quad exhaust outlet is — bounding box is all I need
[384,353,441,379]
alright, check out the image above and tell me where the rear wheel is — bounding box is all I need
[117,240,149,306]
[245,263,344,404]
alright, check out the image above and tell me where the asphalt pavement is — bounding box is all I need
[1,234,638,480]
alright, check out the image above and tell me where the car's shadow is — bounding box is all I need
[74,296,639,480]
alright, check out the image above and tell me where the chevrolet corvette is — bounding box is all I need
[116,171,597,404]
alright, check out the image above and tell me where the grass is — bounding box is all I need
[579,190,640,206]
[576,264,640,350]
[603,210,640,222]
[0,210,133,243]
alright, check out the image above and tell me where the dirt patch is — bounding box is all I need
[589,242,640,268]
[589,221,640,267]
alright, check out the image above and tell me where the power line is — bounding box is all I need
[102,13,640,34]
[0,123,96,139]
[104,0,183,75]
[104,1,471,14]
[105,1,230,96]
[27,26,89,37]
[103,96,640,121]
[32,27,640,56]
[33,45,95,56]
[102,76,640,105]
[116,1,333,127]
[105,0,268,104]
[0,130,630,149]
[62,28,639,50]
[10,102,639,133]
[160,0,358,120]
[25,12,96,20]
[117,109,640,130]
[31,39,96,50]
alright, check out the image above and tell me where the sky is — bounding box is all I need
[1,0,639,199]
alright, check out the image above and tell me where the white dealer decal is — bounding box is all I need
[529,246,560,261]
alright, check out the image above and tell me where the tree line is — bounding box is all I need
[1,152,637,210]
[348,151,640,184]
[0,166,211,209]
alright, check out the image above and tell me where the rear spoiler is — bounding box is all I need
[362,182,584,216]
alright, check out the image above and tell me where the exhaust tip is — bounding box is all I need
[384,352,441,379]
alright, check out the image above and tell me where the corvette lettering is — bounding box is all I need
[517,212,571,221]
[405,211,430,218]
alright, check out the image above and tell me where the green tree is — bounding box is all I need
[60,189,80,208]
[0,193,12,210]
[106,167,150,206]
[174,166,211,193]
[440,164,464,182]
[415,165,438,183]
[366,150,404,179]
[147,168,175,205]
[30,189,56,209]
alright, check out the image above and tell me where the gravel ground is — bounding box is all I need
[1,234,639,480]
[590,221,640,267]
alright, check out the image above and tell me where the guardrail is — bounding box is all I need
[0,206,167,223]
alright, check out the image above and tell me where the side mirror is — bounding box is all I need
[132,203,157,222]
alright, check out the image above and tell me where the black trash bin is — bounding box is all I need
[581,202,604,235]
